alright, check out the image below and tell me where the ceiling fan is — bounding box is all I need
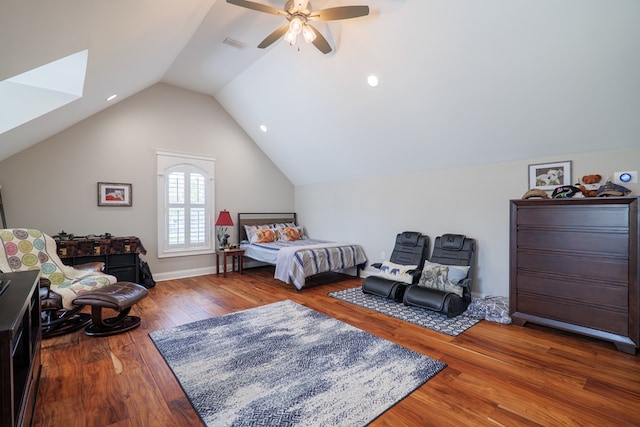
[227,0,370,54]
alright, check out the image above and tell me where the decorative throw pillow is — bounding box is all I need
[245,224,271,243]
[417,261,471,297]
[279,226,301,241]
[374,261,418,285]
[254,228,277,243]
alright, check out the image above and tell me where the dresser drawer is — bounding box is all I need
[517,205,629,228]
[515,291,628,336]
[515,272,628,311]
[517,229,628,256]
[517,251,628,283]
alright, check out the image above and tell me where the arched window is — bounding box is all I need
[157,151,215,257]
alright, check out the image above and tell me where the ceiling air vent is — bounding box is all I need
[223,37,247,50]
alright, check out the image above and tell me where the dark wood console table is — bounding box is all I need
[56,236,144,284]
[0,270,41,427]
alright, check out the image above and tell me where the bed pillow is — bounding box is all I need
[279,226,302,241]
[244,224,271,242]
[253,228,278,243]
[373,261,418,285]
[417,261,470,297]
[272,222,296,229]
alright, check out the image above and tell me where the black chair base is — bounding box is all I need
[403,286,470,318]
[362,277,409,302]
[84,308,141,337]
[41,308,92,339]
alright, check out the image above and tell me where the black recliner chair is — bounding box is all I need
[362,231,429,302]
[403,234,476,317]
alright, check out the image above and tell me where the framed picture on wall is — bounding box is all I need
[98,182,132,206]
[528,161,572,191]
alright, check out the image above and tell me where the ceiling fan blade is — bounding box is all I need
[226,0,288,17]
[308,5,369,21]
[257,23,290,49]
[308,25,332,54]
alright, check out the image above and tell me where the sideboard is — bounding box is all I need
[56,236,144,284]
[509,197,639,354]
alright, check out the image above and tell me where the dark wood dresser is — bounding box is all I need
[509,197,639,354]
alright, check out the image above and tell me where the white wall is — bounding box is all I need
[0,83,294,277]
[1,83,637,290]
[295,147,640,297]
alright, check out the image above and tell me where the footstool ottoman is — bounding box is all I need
[72,281,148,337]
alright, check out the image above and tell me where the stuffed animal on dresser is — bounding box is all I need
[578,174,602,197]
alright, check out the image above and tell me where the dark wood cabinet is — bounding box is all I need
[0,270,41,427]
[510,197,639,354]
[61,253,140,283]
[56,236,142,284]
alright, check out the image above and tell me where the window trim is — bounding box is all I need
[157,150,215,258]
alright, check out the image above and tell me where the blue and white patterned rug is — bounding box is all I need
[149,300,446,427]
[328,287,483,336]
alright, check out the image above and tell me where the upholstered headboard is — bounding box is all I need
[237,212,297,243]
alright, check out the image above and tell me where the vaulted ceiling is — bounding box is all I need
[2,0,639,185]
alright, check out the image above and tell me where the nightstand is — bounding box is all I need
[215,248,245,277]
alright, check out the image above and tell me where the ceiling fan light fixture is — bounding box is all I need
[289,17,304,35]
[227,0,370,54]
[302,25,316,43]
[284,29,297,45]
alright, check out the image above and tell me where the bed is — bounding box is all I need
[237,212,367,290]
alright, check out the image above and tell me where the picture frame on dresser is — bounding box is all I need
[528,160,572,190]
[98,182,132,206]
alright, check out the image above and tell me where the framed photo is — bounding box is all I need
[98,182,132,206]
[528,161,572,191]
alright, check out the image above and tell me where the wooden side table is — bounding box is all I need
[216,248,245,277]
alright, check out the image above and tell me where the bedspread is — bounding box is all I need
[272,241,367,290]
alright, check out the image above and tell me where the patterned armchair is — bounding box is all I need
[0,229,117,337]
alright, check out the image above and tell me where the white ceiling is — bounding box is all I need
[2,0,639,185]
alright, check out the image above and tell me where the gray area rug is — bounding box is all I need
[149,300,446,427]
[328,287,483,336]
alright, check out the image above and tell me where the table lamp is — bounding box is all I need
[215,210,234,248]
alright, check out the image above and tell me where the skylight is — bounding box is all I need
[0,49,88,135]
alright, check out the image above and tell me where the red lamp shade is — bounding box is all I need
[215,210,234,227]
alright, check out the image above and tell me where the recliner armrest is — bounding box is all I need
[407,268,422,284]
[458,277,471,287]
[458,277,472,301]
[39,278,63,311]
[39,277,51,290]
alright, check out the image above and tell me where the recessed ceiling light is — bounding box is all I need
[260,124,268,132]
[367,75,379,87]
[106,94,117,101]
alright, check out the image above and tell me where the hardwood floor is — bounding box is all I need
[35,267,640,427]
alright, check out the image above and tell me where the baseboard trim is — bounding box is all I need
[153,266,216,282]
